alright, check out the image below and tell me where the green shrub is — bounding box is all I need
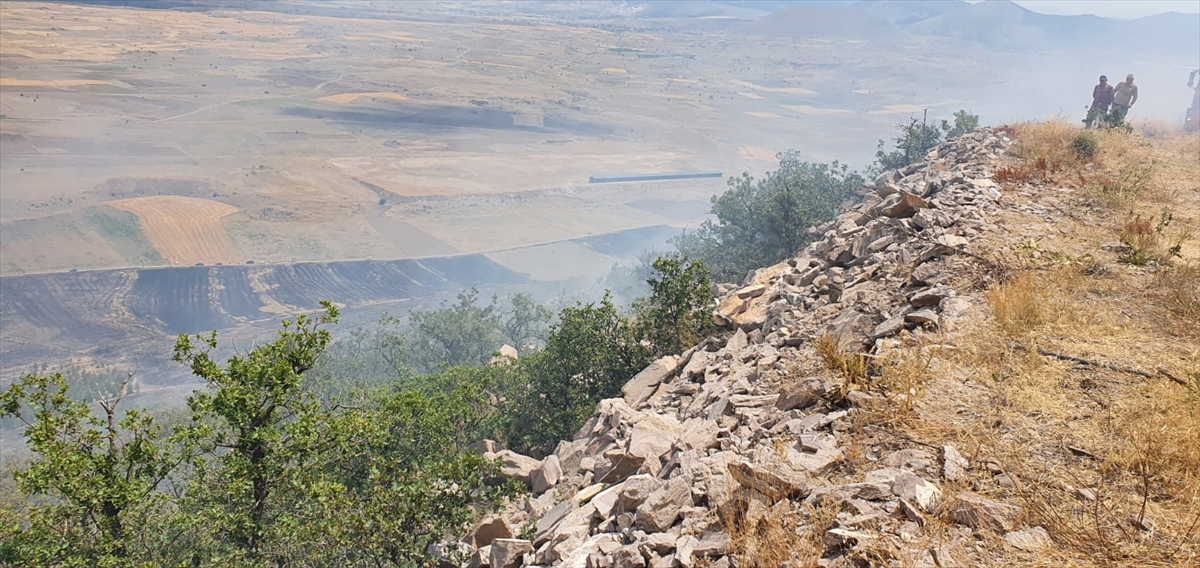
[1071,132,1099,162]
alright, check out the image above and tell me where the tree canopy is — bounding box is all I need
[674,153,864,283]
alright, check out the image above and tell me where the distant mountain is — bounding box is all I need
[849,0,968,26]
[905,0,1200,53]
[733,0,1199,54]
[633,0,771,19]
[737,4,907,40]
[714,0,858,10]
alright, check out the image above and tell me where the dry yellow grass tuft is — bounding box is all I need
[719,493,838,567]
[814,333,868,385]
[1153,261,1200,332]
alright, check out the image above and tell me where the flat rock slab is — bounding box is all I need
[950,492,1022,532]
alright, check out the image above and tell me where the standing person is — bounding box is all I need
[1085,75,1114,128]
[1111,74,1138,122]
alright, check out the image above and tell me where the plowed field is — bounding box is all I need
[107,196,239,265]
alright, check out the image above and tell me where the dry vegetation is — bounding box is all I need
[904,122,1196,566]
[730,121,1198,567]
[718,495,839,568]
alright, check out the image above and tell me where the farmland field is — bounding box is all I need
[2,0,1195,384]
[107,196,240,265]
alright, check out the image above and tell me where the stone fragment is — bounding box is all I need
[623,356,679,408]
[553,503,598,548]
[471,516,514,548]
[935,234,969,248]
[674,535,698,567]
[490,539,534,568]
[775,386,819,411]
[905,308,939,326]
[531,454,563,495]
[588,552,612,568]
[596,454,645,484]
[490,344,519,365]
[942,444,970,482]
[912,209,947,229]
[636,476,693,533]
[556,439,587,476]
[909,287,950,308]
[728,447,819,499]
[1003,527,1052,551]
[612,548,647,568]
[469,545,491,568]
[535,500,574,544]
[618,474,664,514]
[627,414,682,464]
[729,394,778,407]
[526,490,557,518]
[678,418,719,452]
[470,439,498,455]
[910,262,943,285]
[591,483,623,518]
[939,296,974,321]
[872,315,906,339]
[680,351,714,379]
[845,510,891,529]
[883,448,937,472]
[640,532,677,555]
[894,475,942,514]
[880,192,930,218]
[864,468,942,514]
[824,528,873,548]
[875,170,899,188]
[692,532,731,557]
[575,483,606,504]
[950,492,1022,532]
[736,284,768,299]
[791,447,844,476]
[714,295,746,326]
[491,450,541,486]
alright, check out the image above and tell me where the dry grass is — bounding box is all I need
[986,271,1054,337]
[1153,262,1200,331]
[719,492,839,567]
[843,122,1200,566]
[814,334,868,383]
[1008,120,1095,172]
[923,259,1200,566]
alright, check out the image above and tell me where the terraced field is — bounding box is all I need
[0,255,528,380]
[106,196,240,265]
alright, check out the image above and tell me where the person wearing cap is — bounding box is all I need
[1111,74,1138,121]
[1085,75,1115,128]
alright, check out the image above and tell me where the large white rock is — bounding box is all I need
[622,356,679,408]
[490,450,541,487]
[635,476,693,533]
[490,538,533,568]
[950,492,1022,532]
[531,454,563,495]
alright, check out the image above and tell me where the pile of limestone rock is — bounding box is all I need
[457,128,1045,568]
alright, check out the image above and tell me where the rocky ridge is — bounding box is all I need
[460,128,1036,567]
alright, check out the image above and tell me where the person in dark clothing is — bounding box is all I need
[1085,75,1114,128]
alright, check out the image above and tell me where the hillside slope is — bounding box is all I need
[457,124,1199,567]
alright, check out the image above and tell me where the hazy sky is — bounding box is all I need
[1007,0,1200,18]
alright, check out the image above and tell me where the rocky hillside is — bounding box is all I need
[453,124,1199,567]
